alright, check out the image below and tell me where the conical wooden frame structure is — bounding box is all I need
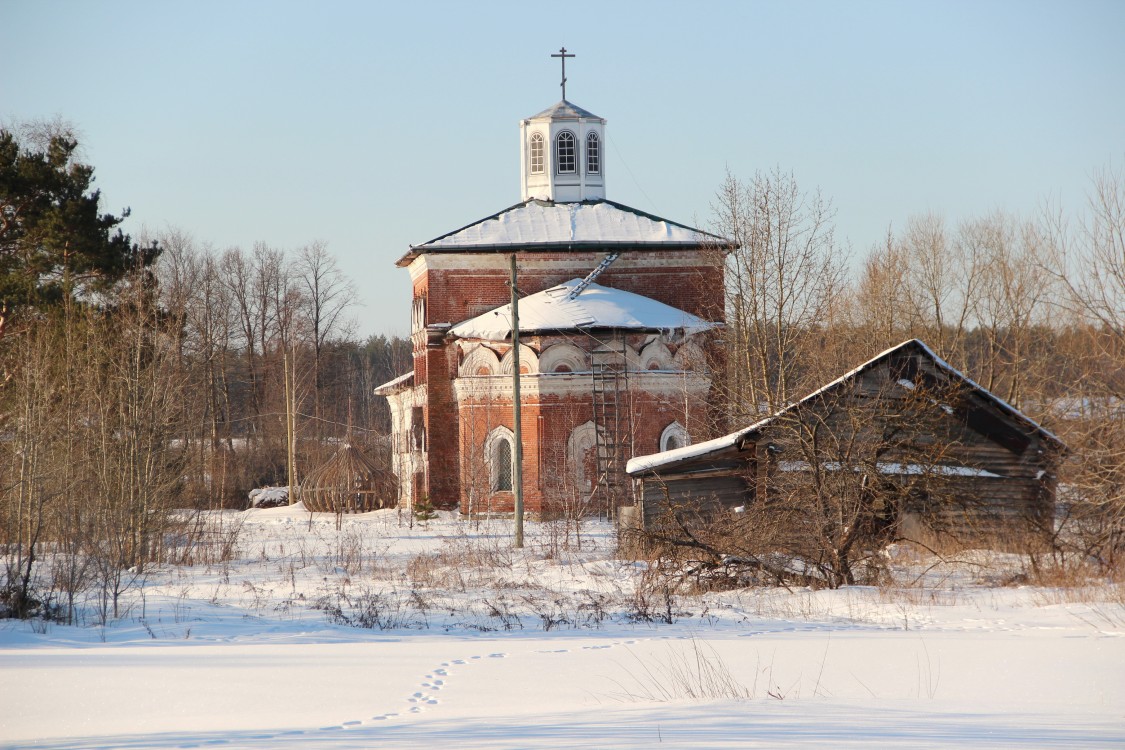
[298,442,394,514]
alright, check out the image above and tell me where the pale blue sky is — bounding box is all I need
[2,1,1122,336]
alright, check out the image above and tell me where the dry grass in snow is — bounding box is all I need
[1,504,1123,748]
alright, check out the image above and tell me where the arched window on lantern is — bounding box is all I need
[586,131,600,175]
[530,132,545,175]
[555,131,576,174]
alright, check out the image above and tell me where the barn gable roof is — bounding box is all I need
[396,199,733,266]
[626,338,1065,476]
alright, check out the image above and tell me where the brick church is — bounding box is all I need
[376,59,729,516]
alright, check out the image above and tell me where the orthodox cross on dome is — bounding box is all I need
[551,47,575,100]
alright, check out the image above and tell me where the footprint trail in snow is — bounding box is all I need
[319,640,641,733]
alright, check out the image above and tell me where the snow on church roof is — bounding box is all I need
[397,200,732,266]
[527,100,603,120]
[372,370,413,395]
[448,279,718,340]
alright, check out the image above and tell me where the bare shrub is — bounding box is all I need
[331,525,380,577]
[406,530,517,591]
[1023,555,1121,591]
[577,590,610,628]
[164,513,245,567]
[313,585,423,630]
[405,552,451,589]
[521,594,571,631]
[629,564,679,624]
[0,574,62,622]
[482,596,523,631]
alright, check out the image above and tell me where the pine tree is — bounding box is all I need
[0,125,160,317]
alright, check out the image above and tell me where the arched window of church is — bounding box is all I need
[556,131,576,174]
[493,437,513,492]
[530,133,544,175]
[660,422,691,453]
[567,422,599,494]
[586,132,600,175]
[485,426,516,493]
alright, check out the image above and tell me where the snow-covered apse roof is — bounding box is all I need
[449,279,718,340]
[398,200,731,265]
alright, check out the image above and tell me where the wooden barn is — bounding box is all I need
[625,339,1067,545]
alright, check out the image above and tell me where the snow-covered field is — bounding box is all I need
[2,505,1122,749]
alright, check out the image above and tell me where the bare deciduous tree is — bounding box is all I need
[711,168,847,423]
[1041,164,1125,567]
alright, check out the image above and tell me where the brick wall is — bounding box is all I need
[422,344,461,509]
[406,246,723,513]
[418,250,724,329]
[454,376,710,516]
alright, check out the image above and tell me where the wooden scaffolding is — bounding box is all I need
[590,337,633,518]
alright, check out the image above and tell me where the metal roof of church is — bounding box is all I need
[397,199,732,266]
[527,99,603,120]
[448,278,717,340]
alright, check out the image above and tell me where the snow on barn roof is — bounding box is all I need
[449,279,718,340]
[625,430,748,476]
[397,199,732,266]
[626,338,1065,476]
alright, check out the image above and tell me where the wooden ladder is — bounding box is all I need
[590,340,631,517]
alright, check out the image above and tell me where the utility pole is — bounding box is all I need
[284,347,297,505]
[510,254,525,548]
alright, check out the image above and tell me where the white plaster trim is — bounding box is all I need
[538,342,587,374]
[453,371,711,401]
[499,343,541,375]
[640,339,674,371]
[674,341,709,373]
[461,344,502,377]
